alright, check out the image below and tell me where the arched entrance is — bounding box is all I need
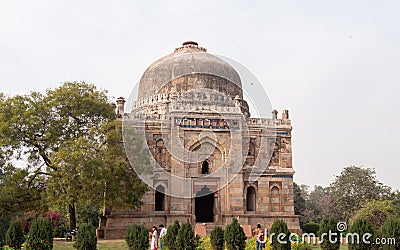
[155,185,165,211]
[195,186,214,222]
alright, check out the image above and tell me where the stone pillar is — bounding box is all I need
[116,97,126,117]
[191,197,196,224]
[214,192,221,223]
[272,110,278,119]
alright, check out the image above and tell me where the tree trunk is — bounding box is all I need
[69,203,77,230]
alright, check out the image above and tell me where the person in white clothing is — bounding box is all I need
[150,226,158,250]
[159,224,167,250]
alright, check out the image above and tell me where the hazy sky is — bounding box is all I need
[1,1,399,190]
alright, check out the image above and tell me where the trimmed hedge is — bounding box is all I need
[125,224,149,250]
[224,218,246,250]
[270,219,291,250]
[380,217,400,250]
[318,216,340,250]
[210,226,224,250]
[164,220,180,250]
[26,217,53,250]
[73,223,97,250]
[348,218,374,250]
[303,222,320,236]
[175,221,195,250]
[6,219,24,250]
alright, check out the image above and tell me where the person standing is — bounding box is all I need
[150,226,158,250]
[159,224,167,250]
[253,224,263,250]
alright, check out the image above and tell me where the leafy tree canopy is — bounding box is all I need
[329,166,392,220]
[0,82,148,229]
[350,199,397,231]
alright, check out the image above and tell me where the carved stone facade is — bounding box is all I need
[100,42,300,239]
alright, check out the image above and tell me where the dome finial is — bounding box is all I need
[182,41,198,46]
[175,41,207,52]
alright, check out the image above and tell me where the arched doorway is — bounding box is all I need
[271,186,281,212]
[246,186,256,211]
[155,185,165,211]
[195,186,214,222]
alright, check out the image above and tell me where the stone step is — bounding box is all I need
[195,223,223,236]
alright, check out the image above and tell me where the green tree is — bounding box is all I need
[319,216,340,250]
[210,226,225,250]
[5,219,24,250]
[92,120,149,211]
[329,166,392,220]
[224,218,246,250]
[175,221,195,250]
[0,164,45,216]
[125,224,149,250]
[76,204,100,229]
[303,186,334,223]
[46,120,149,231]
[270,219,291,250]
[0,82,148,230]
[164,220,180,250]
[380,217,400,250]
[350,200,396,231]
[0,82,114,229]
[0,216,11,247]
[391,190,400,218]
[303,222,320,235]
[348,218,374,250]
[26,217,53,250]
[294,183,306,216]
[74,222,97,250]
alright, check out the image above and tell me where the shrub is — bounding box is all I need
[76,205,100,228]
[302,222,320,236]
[270,219,291,250]
[246,236,272,250]
[291,241,312,250]
[348,218,374,250]
[164,220,180,250]
[380,217,400,250]
[0,217,11,248]
[318,216,340,250]
[175,220,195,250]
[210,226,224,250]
[26,217,53,250]
[245,236,256,250]
[224,218,246,250]
[53,224,67,238]
[43,210,68,237]
[5,219,24,250]
[350,200,396,232]
[290,235,312,250]
[125,224,149,250]
[196,235,212,250]
[74,222,97,250]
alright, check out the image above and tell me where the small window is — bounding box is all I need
[246,186,256,211]
[201,161,209,174]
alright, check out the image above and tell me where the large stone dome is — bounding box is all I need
[137,41,243,100]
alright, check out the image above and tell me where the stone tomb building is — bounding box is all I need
[101,42,300,239]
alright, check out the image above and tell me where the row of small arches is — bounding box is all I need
[154,185,281,212]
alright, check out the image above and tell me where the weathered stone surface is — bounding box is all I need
[100,42,300,239]
[195,224,207,237]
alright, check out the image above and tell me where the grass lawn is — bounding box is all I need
[310,246,348,250]
[50,239,128,250]
[52,241,348,250]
